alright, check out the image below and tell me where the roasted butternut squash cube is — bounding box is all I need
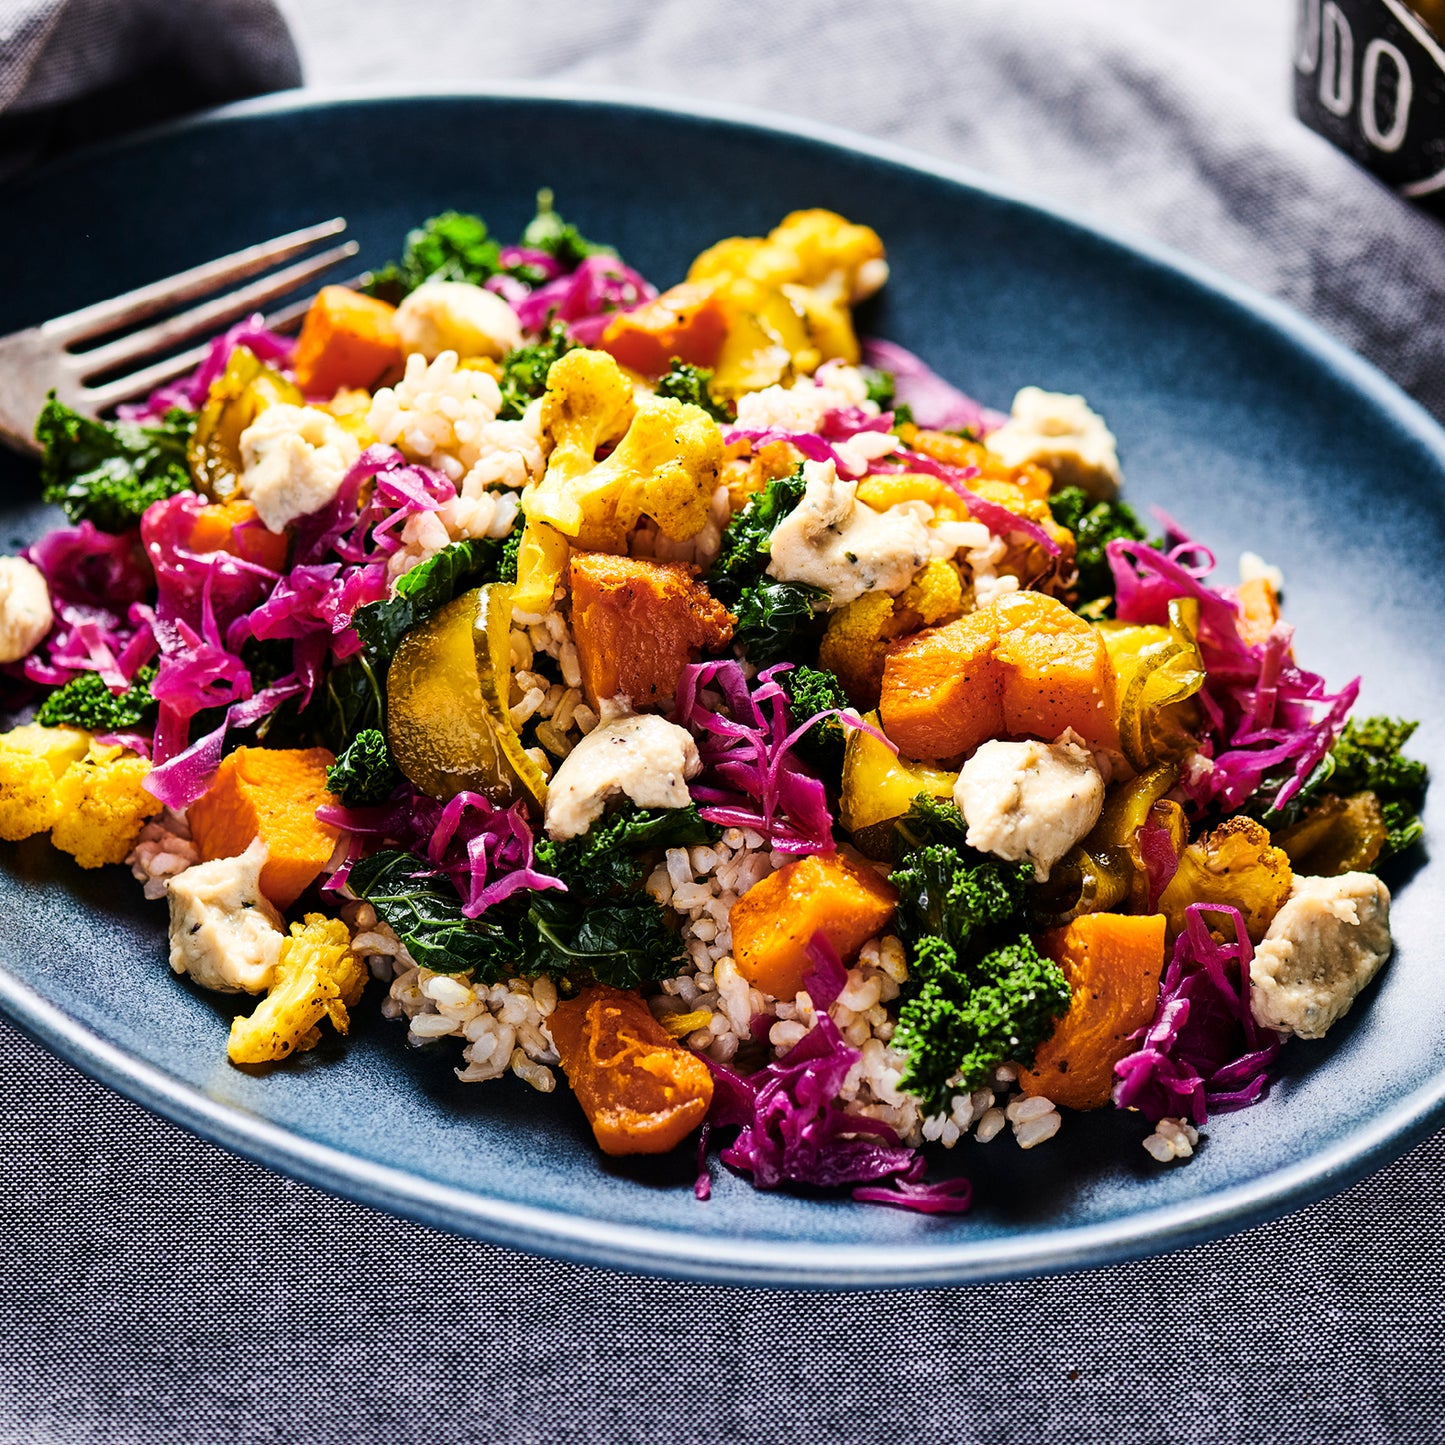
[187,499,289,572]
[550,984,714,1156]
[568,553,733,711]
[599,282,729,376]
[293,286,403,397]
[189,747,340,910]
[1020,912,1167,1110]
[992,591,1117,749]
[878,608,1003,760]
[730,852,899,1001]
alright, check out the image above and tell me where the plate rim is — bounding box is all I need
[4,81,1444,1288]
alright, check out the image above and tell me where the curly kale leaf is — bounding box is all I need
[779,664,849,772]
[888,842,1063,1109]
[708,465,808,601]
[353,536,511,668]
[892,934,1071,1110]
[35,663,156,731]
[37,396,194,533]
[363,211,504,301]
[654,361,730,422]
[326,728,401,808]
[731,579,825,667]
[497,526,522,585]
[1049,486,1148,611]
[347,850,525,980]
[890,794,972,857]
[520,188,616,269]
[526,890,687,990]
[495,323,577,421]
[535,802,715,895]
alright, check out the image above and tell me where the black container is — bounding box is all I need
[1294,0,1445,216]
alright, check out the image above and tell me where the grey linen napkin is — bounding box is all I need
[3,3,1445,1444]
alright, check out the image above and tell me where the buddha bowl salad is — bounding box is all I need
[0,197,1428,1213]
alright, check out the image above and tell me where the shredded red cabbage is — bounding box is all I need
[1112,903,1282,1125]
[861,339,1007,434]
[706,935,971,1214]
[1138,818,1181,913]
[1106,538,1358,813]
[514,254,658,343]
[673,659,834,854]
[117,314,295,422]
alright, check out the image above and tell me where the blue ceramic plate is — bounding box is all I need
[0,88,1441,1288]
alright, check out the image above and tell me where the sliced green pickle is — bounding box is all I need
[840,713,956,860]
[386,585,548,808]
[187,346,302,502]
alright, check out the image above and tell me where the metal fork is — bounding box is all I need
[0,219,359,456]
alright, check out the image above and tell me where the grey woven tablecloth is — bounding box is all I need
[4,2,1445,1442]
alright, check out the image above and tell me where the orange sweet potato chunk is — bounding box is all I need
[569,553,733,710]
[879,592,1117,760]
[187,499,289,572]
[189,747,340,910]
[730,852,899,1001]
[878,608,1003,761]
[550,984,715,1156]
[599,282,729,376]
[1019,912,1166,1110]
[293,286,403,397]
[991,591,1118,750]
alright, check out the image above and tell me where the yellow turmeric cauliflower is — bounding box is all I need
[897,559,965,627]
[0,723,90,841]
[1157,816,1294,943]
[228,914,367,1065]
[526,348,723,551]
[0,724,158,866]
[50,743,161,868]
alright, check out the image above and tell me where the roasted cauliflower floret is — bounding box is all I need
[0,723,90,841]
[394,280,523,361]
[1157,816,1294,943]
[817,591,900,711]
[50,742,162,868]
[228,914,367,1065]
[527,347,723,552]
[0,557,53,665]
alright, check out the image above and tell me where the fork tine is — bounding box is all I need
[72,241,359,382]
[83,340,215,411]
[45,218,348,345]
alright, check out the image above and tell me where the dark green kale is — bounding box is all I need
[35,663,157,732]
[347,849,525,979]
[709,466,808,599]
[353,536,511,668]
[326,728,401,807]
[37,397,194,533]
[890,793,971,857]
[520,188,616,269]
[708,467,823,664]
[1049,486,1149,612]
[888,841,1068,1110]
[861,367,895,410]
[526,890,687,990]
[306,653,385,752]
[779,664,849,772]
[495,323,577,421]
[731,580,826,667]
[362,211,504,301]
[653,361,730,422]
[497,527,522,586]
[535,802,715,895]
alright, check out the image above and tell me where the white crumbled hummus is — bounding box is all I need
[166,838,285,994]
[953,731,1105,882]
[395,280,523,362]
[986,385,1121,499]
[0,556,52,664]
[238,402,362,532]
[766,458,931,609]
[544,712,701,841]
[1249,871,1392,1039]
